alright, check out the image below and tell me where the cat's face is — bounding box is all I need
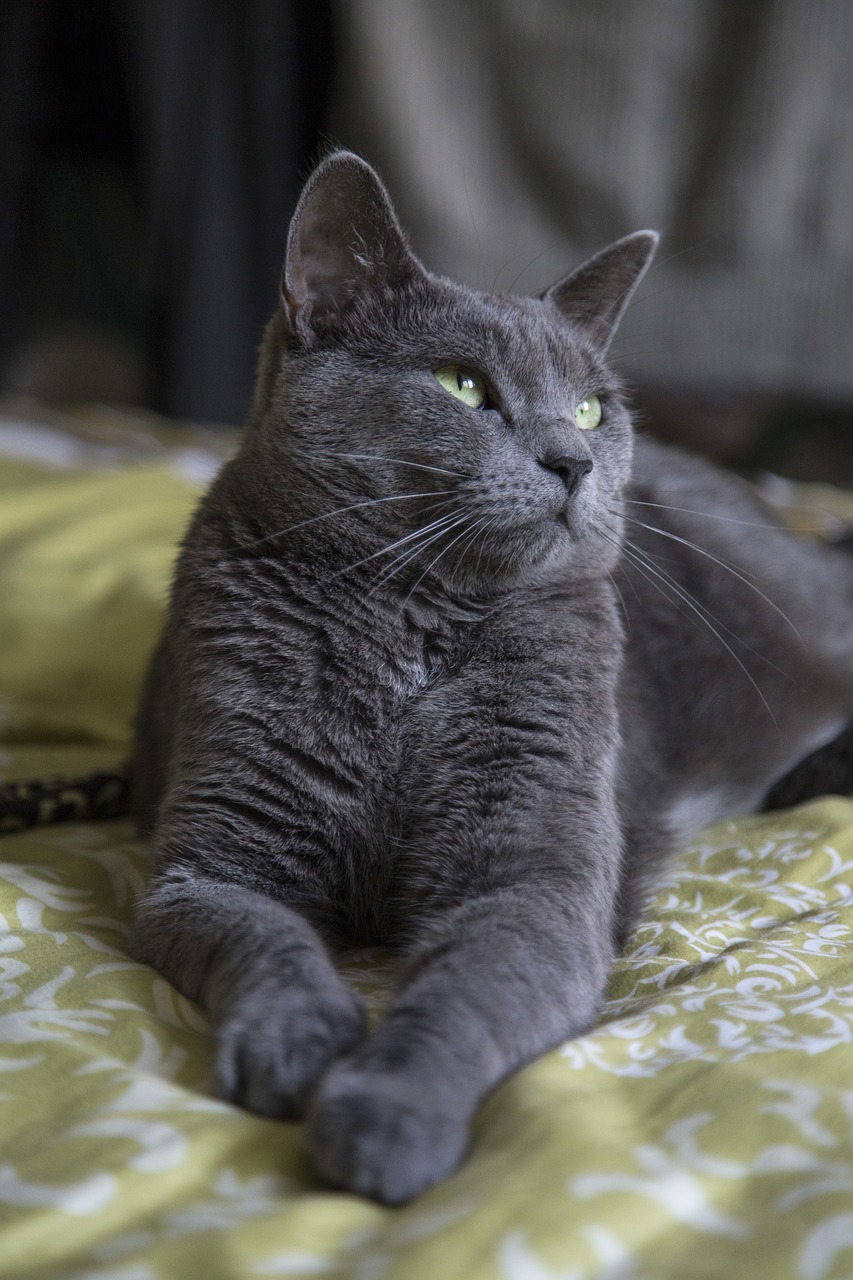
[246,154,657,596]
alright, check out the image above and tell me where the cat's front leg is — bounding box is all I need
[132,866,367,1118]
[307,605,624,1201]
[308,876,616,1201]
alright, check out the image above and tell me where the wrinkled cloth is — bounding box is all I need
[2,419,853,1278]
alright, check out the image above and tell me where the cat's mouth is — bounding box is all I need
[555,492,594,538]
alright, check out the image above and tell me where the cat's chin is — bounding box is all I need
[531,520,623,584]
[440,522,614,596]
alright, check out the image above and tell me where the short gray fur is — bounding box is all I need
[130,152,853,1204]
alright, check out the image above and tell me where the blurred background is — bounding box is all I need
[2,0,853,479]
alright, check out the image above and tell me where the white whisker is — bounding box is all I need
[305,450,468,479]
[624,516,802,641]
[614,535,778,720]
[237,491,440,550]
[625,498,819,533]
[333,508,461,580]
[368,514,473,597]
[470,513,503,581]
[401,514,488,607]
[607,570,632,637]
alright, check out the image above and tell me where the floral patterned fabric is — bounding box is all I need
[2,417,853,1280]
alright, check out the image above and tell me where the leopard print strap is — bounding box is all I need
[0,767,130,834]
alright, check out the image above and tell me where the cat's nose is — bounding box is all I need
[539,454,593,497]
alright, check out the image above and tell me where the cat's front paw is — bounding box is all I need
[215,987,367,1120]
[306,1062,469,1204]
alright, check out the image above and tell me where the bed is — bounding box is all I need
[2,401,853,1280]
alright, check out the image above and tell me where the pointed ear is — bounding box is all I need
[281,151,424,333]
[542,231,658,352]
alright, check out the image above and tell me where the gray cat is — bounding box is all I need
[130,151,853,1203]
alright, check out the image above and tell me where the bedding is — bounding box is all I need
[1,405,853,1280]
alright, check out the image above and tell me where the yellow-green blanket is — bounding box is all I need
[2,418,853,1280]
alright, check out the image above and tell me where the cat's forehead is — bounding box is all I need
[411,278,603,388]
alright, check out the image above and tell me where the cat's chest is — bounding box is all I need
[378,628,451,701]
[293,602,456,748]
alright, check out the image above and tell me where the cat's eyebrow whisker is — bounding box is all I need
[502,242,560,296]
[623,516,802,643]
[616,536,780,721]
[237,492,442,550]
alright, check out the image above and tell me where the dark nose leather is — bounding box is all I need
[540,454,593,497]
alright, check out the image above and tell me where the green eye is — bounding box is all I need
[574,395,603,430]
[434,364,488,409]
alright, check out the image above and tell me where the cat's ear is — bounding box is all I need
[281,151,424,333]
[542,231,658,352]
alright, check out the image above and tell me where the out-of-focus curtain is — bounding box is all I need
[331,0,853,400]
[121,0,331,422]
[0,0,333,424]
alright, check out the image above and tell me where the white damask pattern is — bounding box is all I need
[1,800,853,1279]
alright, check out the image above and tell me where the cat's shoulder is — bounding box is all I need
[630,435,767,517]
[631,435,725,488]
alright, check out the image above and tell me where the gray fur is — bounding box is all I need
[130,152,853,1203]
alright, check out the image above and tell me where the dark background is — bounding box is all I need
[3,0,853,481]
[0,0,333,425]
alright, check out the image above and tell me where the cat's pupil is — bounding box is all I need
[433,364,487,408]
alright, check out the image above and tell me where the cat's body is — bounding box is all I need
[131,153,853,1203]
[618,441,853,911]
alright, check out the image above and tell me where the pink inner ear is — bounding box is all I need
[299,253,352,308]
[288,202,364,317]
[281,153,426,329]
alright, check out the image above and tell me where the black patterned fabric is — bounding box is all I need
[0,768,130,833]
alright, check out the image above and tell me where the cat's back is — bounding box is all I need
[627,434,850,611]
[629,436,766,521]
[617,435,853,846]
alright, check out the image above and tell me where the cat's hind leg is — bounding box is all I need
[131,869,367,1119]
[763,723,853,811]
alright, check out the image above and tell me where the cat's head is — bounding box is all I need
[245,151,656,596]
